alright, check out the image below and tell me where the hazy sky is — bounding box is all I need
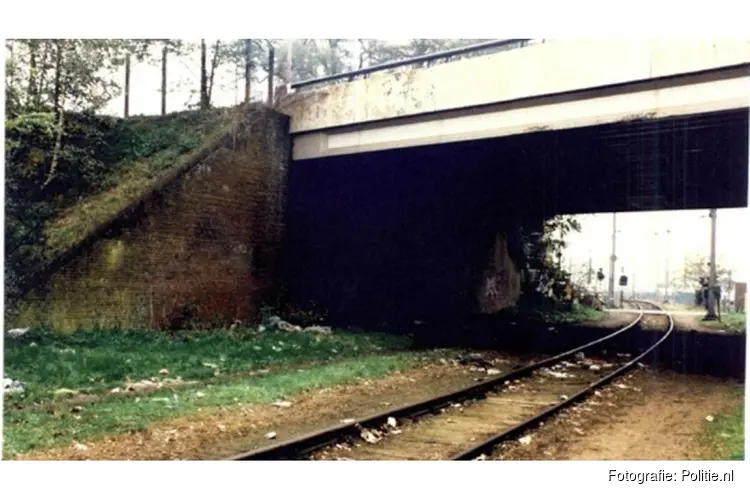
[103,43,749,293]
[564,208,749,291]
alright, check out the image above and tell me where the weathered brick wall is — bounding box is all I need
[14,106,290,332]
[476,232,522,314]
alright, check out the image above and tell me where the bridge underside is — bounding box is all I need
[282,109,748,329]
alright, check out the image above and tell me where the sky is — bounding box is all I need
[99,42,749,294]
[564,208,749,292]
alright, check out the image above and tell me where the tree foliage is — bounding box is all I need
[680,254,734,294]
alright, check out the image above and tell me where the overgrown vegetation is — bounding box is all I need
[3,327,412,406]
[4,107,240,311]
[702,396,744,460]
[3,351,430,458]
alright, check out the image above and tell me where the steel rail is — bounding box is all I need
[228,306,644,460]
[451,301,674,460]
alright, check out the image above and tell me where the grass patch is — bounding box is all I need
[43,107,240,260]
[702,396,745,460]
[699,312,746,334]
[720,312,746,333]
[507,302,606,325]
[3,352,427,458]
[3,328,413,405]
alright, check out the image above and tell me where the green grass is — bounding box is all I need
[2,352,426,458]
[509,302,607,325]
[3,327,412,406]
[43,107,240,260]
[699,312,746,334]
[702,396,745,460]
[720,312,746,333]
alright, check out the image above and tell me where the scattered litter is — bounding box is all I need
[720,432,730,438]
[196,391,206,398]
[217,424,226,432]
[614,383,628,390]
[387,417,398,428]
[3,378,26,395]
[159,368,169,376]
[303,326,333,335]
[391,429,402,435]
[548,326,556,331]
[542,369,574,379]
[265,431,277,440]
[340,418,355,425]
[203,362,218,369]
[381,402,391,406]
[71,405,83,413]
[601,363,615,369]
[257,325,267,333]
[452,403,462,408]
[518,436,532,445]
[475,454,488,461]
[359,427,381,444]
[705,415,715,423]
[72,441,88,451]
[593,390,602,397]
[560,395,569,401]
[110,387,122,394]
[573,427,585,436]
[588,364,601,372]
[53,388,79,396]
[29,342,38,347]
[487,368,501,375]
[6,327,30,338]
[272,401,292,408]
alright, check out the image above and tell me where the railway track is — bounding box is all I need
[229,301,673,461]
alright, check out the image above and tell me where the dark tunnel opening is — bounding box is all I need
[281,109,749,332]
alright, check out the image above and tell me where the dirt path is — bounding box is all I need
[494,369,743,460]
[15,351,525,460]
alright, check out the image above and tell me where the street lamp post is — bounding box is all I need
[608,213,617,307]
[704,208,718,320]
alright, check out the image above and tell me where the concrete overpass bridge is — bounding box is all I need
[283,38,750,162]
[278,39,750,332]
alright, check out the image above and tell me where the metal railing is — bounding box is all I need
[290,39,534,90]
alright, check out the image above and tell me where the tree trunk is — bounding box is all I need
[53,40,63,119]
[207,39,221,107]
[123,53,131,118]
[161,42,168,115]
[244,39,252,102]
[35,42,50,109]
[267,47,275,106]
[26,41,38,109]
[200,39,208,109]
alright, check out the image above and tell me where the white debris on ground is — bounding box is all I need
[705,415,715,422]
[262,315,333,335]
[271,401,293,408]
[518,435,532,445]
[3,377,26,395]
[5,328,30,339]
[265,431,277,440]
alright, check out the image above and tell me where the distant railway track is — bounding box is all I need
[229,302,673,460]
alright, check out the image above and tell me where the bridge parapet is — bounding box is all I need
[282,39,750,134]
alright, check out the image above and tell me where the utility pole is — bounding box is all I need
[705,208,718,320]
[608,213,617,307]
[587,256,593,285]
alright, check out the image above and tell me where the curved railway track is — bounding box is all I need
[229,301,673,460]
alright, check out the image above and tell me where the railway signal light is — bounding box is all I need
[597,269,605,281]
[619,275,628,287]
